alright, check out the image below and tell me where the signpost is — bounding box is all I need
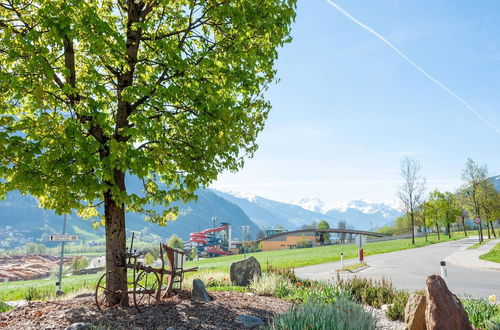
[355,234,366,262]
[49,215,79,295]
[49,235,79,242]
[473,217,481,244]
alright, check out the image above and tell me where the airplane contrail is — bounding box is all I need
[325,0,500,135]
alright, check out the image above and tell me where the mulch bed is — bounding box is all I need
[0,291,292,329]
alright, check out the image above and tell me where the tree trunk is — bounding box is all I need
[447,223,451,238]
[462,216,468,236]
[489,221,496,238]
[486,220,491,239]
[410,211,415,244]
[436,223,440,240]
[104,170,128,306]
[423,216,428,242]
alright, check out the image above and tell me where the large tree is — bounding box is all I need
[0,0,296,306]
[398,156,426,244]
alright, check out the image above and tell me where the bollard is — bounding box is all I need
[358,248,364,262]
[340,253,344,270]
[440,261,447,281]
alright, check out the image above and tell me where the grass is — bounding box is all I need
[468,239,493,249]
[0,232,466,302]
[0,273,101,302]
[184,233,466,273]
[339,262,367,272]
[480,242,500,263]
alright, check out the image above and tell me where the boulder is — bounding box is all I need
[235,315,264,328]
[64,323,92,330]
[425,275,472,330]
[230,256,261,286]
[191,278,211,301]
[404,293,426,330]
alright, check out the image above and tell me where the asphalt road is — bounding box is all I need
[294,238,499,298]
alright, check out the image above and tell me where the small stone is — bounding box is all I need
[166,327,176,330]
[230,256,261,286]
[425,275,472,330]
[55,290,65,297]
[191,279,211,301]
[64,322,92,330]
[404,293,426,330]
[380,303,393,312]
[235,315,264,328]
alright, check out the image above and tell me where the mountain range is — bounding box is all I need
[0,187,401,249]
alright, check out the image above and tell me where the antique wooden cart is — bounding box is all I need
[95,234,197,311]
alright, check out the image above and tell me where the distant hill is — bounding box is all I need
[0,188,259,249]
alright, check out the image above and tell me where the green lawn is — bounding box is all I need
[0,232,466,303]
[184,233,466,272]
[479,242,500,263]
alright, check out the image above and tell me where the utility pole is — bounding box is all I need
[56,214,67,295]
[212,216,217,229]
[241,225,249,258]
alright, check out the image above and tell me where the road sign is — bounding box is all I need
[355,234,366,248]
[473,217,481,225]
[49,234,79,242]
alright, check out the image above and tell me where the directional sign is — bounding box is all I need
[473,217,481,225]
[355,234,366,248]
[49,234,79,242]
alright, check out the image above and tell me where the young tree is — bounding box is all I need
[427,191,442,240]
[167,234,183,250]
[461,158,490,242]
[398,156,426,244]
[442,192,461,238]
[317,220,331,244]
[0,1,296,306]
[481,182,500,238]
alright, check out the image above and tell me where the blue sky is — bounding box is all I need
[211,0,500,206]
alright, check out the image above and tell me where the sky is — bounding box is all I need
[211,0,500,206]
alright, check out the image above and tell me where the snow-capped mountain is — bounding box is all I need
[291,198,400,219]
[290,197,329,213]
[215,191,401,231]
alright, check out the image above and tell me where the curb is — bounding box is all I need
[445,255,500,271]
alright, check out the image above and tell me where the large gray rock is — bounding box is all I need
[64,323,92,330]
[230,256,261,286]
[404,293,426,330]
[425,275,472,330]
[191,278,211,301]
[235,315,264,328]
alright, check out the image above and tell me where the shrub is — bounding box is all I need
[250,273,290,296]
[386,290,409,321]
[0,302,13,313]
[24,286,51,301]
[188,271,231,288]
[285,281,345,304]
[463,297,500,329]
[268,296,376,330]
[338,277,398,307]
[267,266,298,283]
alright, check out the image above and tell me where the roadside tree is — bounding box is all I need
[0,0,296,306]
[461,158,491,242]
[398,157,426,244]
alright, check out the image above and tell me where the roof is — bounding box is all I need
[258,228,386,241]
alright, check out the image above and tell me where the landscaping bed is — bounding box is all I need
[0,291,291,329]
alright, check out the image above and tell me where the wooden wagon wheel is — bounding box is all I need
[95,272,119,310]
[133,270,160,311]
